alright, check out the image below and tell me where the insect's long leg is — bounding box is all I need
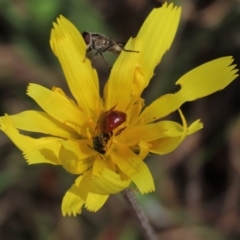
[87,50,109,67]
[83,47,93,63]
[97,51,109,67]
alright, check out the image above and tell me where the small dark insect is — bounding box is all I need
[82,31,138,66]
[93,106,127,154]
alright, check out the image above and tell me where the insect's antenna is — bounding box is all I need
[117,42,139,53]
[122,47,139,53]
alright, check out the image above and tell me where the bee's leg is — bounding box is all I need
[87,144,94,150]
[87,144,103,159]
[115,126,127,136]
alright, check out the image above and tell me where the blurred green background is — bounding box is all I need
[1,0,240,239]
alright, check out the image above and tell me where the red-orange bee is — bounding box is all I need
[93,107,127,154]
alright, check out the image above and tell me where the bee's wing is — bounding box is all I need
[95,106,117,134]
[94,111,107,134]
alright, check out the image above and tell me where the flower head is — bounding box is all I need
[0,2,238,216]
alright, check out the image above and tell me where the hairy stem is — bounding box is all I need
[122,189,158,240]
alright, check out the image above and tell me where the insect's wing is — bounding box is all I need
[94,35,114,53]
[106,41,125,54]
[95,106,117,134]
[116,41,126,48]
[94,111,108,134]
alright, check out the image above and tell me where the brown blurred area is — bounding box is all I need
[0,0,240,239]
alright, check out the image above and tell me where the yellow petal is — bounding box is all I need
[150,116,202,155]
[24,139,62,165]
[139,57,239,123]
[85,193,109,212]
[50,15,86,57]
[150,110,186,155]
[27,84,88,134]
[131,66,145,97]
[150,137,182,155]
[176,57,238,100]
[121,120,186,146]
[59,139,96,174]
[92,156,108,175]
[7,110,78,139]
[78,170,92,201]
[137,3,181,87]
[188,119,203,134]
[105,38,141,111]
[89,168,130,194]
[50,16,100,117]
[111,143,155,194]
[127,97,145,126]
[0,115,36,151]
[62,176,85,216]
[0,115,61,165]
[138,140,150,160]
[105,3,181,108]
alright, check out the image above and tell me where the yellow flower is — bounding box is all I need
[0,3,238,216]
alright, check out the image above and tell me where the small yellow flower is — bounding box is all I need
[0,3,238,216]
